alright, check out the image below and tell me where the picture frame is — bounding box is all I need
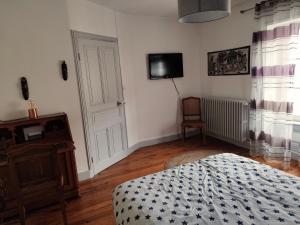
[208,46,250,76]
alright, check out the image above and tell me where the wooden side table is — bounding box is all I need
[0,113,79,219]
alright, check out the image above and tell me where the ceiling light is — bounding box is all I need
[178,0,231,23]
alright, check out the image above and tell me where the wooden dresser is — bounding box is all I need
[0,113,79,218]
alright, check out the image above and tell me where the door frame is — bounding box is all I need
[71,30,128,177]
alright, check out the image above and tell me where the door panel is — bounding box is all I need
[77,37,128,175]
[102,46,119,103]
[93,108,121,130]
[85,47,105,106]
[110,124,124,154]
[95,129,110,161]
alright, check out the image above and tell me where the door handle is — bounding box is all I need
[117,101,125,106]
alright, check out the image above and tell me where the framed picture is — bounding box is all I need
[208,46,250,76]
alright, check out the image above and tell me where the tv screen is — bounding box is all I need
[148,53,183,80]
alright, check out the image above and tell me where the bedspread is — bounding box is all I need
[113,153,300,225]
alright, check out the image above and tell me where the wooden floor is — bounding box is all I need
[10,136,300,225]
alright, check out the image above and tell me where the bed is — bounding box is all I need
[113,153,300,225]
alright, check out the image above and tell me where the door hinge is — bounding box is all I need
[78,53,81,61]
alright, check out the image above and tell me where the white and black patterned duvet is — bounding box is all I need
[113,153,300,225]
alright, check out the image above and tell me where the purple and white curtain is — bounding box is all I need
[250,0,300,166]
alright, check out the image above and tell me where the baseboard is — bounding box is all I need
[204,131,250,149]
[78,150,136,181]
[78,131,198,181]
[127,142,142,153]
[128,130,199,152]
[126,134,180,155]
[79,131,299,181]
[78,170,93,181]
[137,133,181,148]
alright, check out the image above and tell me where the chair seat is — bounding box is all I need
[182,120,206,128]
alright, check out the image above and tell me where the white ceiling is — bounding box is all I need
[88,0,251,18]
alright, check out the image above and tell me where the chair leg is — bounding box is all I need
[182,127,186,141]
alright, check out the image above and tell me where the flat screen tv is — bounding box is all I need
[148,53,183,80]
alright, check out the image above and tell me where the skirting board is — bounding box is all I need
[78,132,300,181]
[78,170,93,181]
[78,131,199,181]
[204,131,250,150]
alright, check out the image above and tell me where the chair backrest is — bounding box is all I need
[8,144,61,196]
[182,97,201,120]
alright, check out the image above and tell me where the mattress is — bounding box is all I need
[113,153,300,225]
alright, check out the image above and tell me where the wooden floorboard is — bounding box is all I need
[7,136,300,225]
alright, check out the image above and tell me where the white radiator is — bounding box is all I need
[201,97,249,148]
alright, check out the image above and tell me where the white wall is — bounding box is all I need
[198,1,256,100]
[0,0,257,178]
[0,0,88,173]
[66,0,202,146]
[66,0,117,38]
[66,0,140,147]
[117,13,202,142]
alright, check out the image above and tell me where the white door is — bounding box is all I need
[75,35,128,175]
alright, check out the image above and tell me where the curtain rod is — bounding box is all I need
[240,0,275,14]
[240,7,255,14]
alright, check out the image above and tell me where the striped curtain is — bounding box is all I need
[250,0,300,167]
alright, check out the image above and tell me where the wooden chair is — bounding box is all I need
[181,97,206,143]
[7,144,68,225]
